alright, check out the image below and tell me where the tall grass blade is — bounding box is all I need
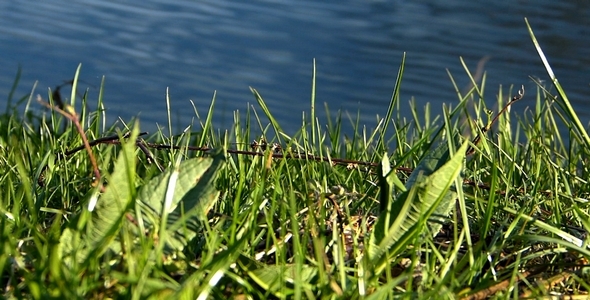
[310,59,317,147]
[198,92,216,148]
[371,53,406,163]
[69,63,82,108]
[6,65,21,112]
[525,18,590,148]
[250,87,283,142]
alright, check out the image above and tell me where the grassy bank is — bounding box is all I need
[1,21,590,299]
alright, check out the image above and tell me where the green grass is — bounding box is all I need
[1,21,590,299]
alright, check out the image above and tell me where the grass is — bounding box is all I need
[1,21,590,299]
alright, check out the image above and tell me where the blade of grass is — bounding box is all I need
[198,91,217,149]
[310,59,317,148]
[370,52,406,164]
[525,18,590,148]
[250,87,283,144]
[6,65,21,113]
[69,64,82,109]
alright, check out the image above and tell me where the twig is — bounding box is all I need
[136,139,164,172]
[71,138,394,171]
[63,134,515,195]
[37,94,102,188]
[466,85,525,155]
[64,131,148,156]
[57,83,528,198]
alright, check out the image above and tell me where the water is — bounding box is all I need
[1,0,589,134]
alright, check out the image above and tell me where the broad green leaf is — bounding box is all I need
[368,141,468,266]
[59,127,139,265]
[164,152,226,252]
[137,156,217,218]
[85,127,139,258]
[57,222,82,268]
[406,140,466,233]
[134,151,225,255]
[369,182,421,268]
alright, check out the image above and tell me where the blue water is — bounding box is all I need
[1,1,589,134]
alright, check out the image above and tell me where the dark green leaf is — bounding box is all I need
[368,141,468,268]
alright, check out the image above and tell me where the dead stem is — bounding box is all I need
[37,94,102,189]
[466,85,525,155]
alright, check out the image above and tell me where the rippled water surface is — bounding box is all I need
[1,1,589,133]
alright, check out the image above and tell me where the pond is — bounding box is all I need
[1,0,589,134]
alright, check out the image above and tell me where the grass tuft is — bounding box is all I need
[1,22,589,299]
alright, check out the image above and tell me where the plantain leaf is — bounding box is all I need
[59,130,226,266]
[59,126,139,265]
[137,156,217,219]
[85,127,139,259]
[134,151,225,255]
[368,141,468,268]
[405,140,466,233]
[164,152,226,252]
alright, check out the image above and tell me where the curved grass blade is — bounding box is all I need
[378,152,407,214]
[250,87,283,143]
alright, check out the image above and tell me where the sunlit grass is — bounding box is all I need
[1,24,590,299]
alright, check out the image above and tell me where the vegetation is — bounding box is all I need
[1,19,589,299]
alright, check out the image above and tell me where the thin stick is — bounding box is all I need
[466,85,525,155]
[64,131,148,156]
[136,139,164,172]
[37,95,102,188]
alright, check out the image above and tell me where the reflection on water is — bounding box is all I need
[0,0,588,133]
